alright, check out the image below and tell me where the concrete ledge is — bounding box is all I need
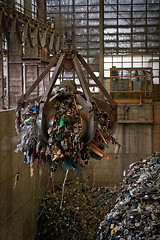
[118,120,153,124]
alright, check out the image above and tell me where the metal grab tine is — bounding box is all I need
[42,53,65,104]
[73,55,94,104]
[17,57,58,107]
[78,54,117,110]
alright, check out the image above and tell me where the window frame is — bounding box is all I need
[110,67,152,99]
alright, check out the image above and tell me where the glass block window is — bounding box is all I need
[32,0,37,19]
[46,0,100,93]
[46,0,159,91]
[15,0,24,13]
[104,0,159,54]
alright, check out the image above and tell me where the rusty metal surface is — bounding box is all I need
[16,48,118,143]
[78,54,118,111]
[42,53,65,104]
[73,55,94,104]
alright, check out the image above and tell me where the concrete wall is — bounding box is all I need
[153,102,160,152]
[0,110,49,240]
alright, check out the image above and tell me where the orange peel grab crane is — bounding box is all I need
[16,48,118,146]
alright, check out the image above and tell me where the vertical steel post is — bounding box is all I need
[6,39,9,109]
[0,33,4,109]
[159,3,160,98]
[99,0,104,100]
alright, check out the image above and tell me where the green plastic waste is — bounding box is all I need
[24,116,33,124]
[59,115,65,128]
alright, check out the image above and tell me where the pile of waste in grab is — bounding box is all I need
[15,89,119,177]
[97,153,160,240]
[35,181,118,240]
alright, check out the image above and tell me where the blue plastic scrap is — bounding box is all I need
[97,153,160,240]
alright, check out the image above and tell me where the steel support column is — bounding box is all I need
[99,0,104,100]
[159,4,160,97]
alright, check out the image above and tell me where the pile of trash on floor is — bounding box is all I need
[97,153,160,240]
[15,89,119,177]
[35,181,118,240]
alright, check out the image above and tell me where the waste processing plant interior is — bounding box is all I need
[0,0,160,240]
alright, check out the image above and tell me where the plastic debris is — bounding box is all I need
[97,153,160,240]
[15,89,120,178]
